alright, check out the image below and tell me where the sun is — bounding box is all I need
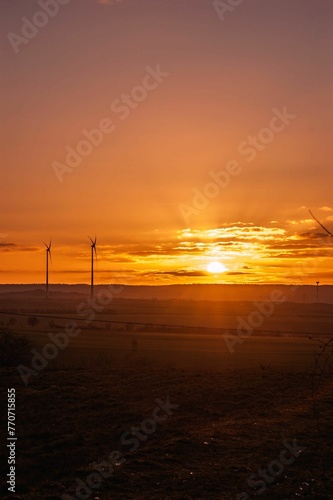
[207,261,228,274]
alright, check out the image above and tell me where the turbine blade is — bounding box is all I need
[43,242,48,248]
[309,209,333,237]
[88,236,94,245]
[49,249,52,264]
[49,240,52,250]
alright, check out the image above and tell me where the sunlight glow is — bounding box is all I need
[207,261,228,274]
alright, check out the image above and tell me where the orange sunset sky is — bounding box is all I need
[1,0,332,285]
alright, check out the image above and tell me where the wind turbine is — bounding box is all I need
[309,209,333,237]
[44,240,52,298]
[88,236,97,299]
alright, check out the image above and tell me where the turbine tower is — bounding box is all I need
[44,241,52,298]
[88,236,97,299]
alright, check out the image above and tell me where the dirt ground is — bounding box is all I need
[1,295,333,499]
[1,363,333,500]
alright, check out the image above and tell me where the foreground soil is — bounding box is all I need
[1,365,333,499]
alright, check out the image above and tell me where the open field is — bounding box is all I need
[1,291,333,335]
[1,292,332,370]
[1,330,326,371]
[1,366,333,500]
[1,292,333,499]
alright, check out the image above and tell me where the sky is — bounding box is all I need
[1,0,333,285]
